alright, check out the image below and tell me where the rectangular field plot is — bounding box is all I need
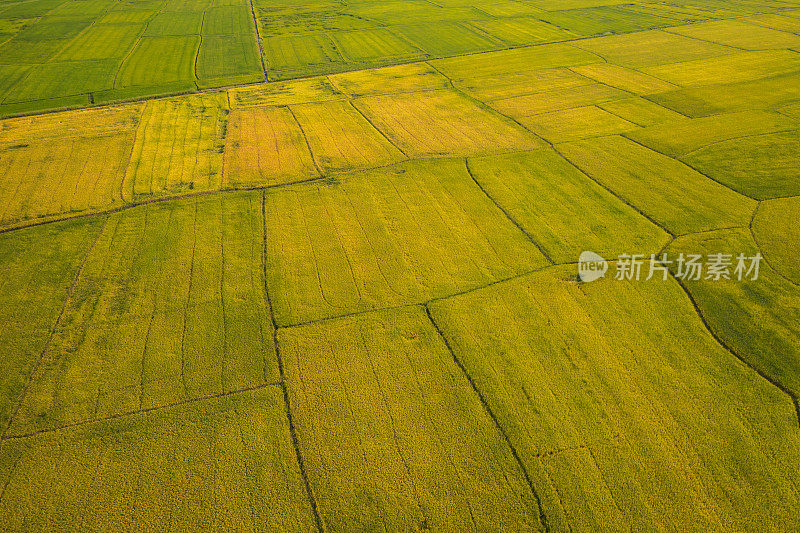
[537,6,676,36]
[280,306,544,531]
[353,89,545,157]
[391,22,501,56]
[557,135,756,234]
[647,71,800,117]
[223,106,318,187]
[667,228,800,397]
[203,5,254,35]
[682,131,800,199]
[468,17,577,46]
[196,34,264,86]
[746,13,800,33]
[262,33,344,79]
[519,105,639,142]
[2,59,118,103]
[453,67,593,103]
[328,62,449,97]
[55,23,143,60]
[667,19,800,50]
[123,93,228,199]
[0,103,141,144]
[490,82,628,118]
[430,42,597,80]
[643,50,800,87]
[290,99,406,172]
[115,35,200,88]
[570,63,678,94]
[468,150,667,263]
[626,110,799,157]
[256,11,377,36]
[0,388,317,530]
[144,11,203,35]
[7,193,276,435]
[753,196,800,284]
[0,38,67,64]
[428,266,800,532]
[229,77,344,107]
[0,134,134,227]
[330,28,427,63]
[264,158,548,325]
[0,218,103,430]
[573,30,736,68]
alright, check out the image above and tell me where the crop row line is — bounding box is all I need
[261,190,325,532]
[423,304,550,532]
[1,381,283,442]
[1,216,110,441]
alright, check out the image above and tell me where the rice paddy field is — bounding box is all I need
[0,0,799,530]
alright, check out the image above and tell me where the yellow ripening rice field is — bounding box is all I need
[229,77,345,108]
[428,265,800,532]
[556,135,756,234]
[264,158,548,326]
[0,218,104,430]
[752,196,800,284]
[517,105,639,143]
[0,133,134,227]
[0,388,317,531]
[352,89,544,157]
[280,306,544,531]
[289,99,406,173]
[667,228,800,398]
[223,106,319,187]
[569,63,678,95]
[7,192,275,436]
[327,62,449,97]
[123,93,229,200]
[466,150,669,263]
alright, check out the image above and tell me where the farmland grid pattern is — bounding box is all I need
[2,0,800,529]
